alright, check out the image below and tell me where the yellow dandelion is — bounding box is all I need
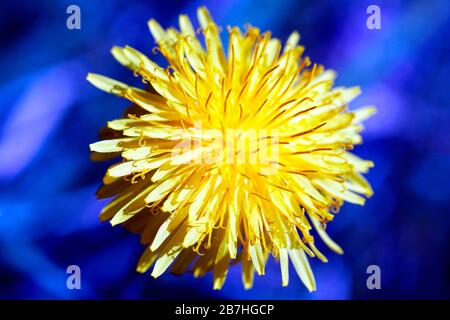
[87,6,375,291]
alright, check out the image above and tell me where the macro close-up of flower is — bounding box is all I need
[87,6,375,291]
[2,0,450,302]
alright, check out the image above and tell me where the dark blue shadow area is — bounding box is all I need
[0,0,449,299]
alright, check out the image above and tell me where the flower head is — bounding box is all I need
[87,6,375,291]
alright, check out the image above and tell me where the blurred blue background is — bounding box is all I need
[1,0,449,299]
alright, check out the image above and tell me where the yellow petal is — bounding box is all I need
[90,138,134,153]
[311,216,343,254]
[288,249,316,292]
[279,248,289,286]
[249,243,265,275]
[86,73,129,95]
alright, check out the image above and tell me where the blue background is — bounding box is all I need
[1,0,449,299]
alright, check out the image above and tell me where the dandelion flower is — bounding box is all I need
[87,6,375,291]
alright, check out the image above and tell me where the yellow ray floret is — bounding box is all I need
[87,6,375,291]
